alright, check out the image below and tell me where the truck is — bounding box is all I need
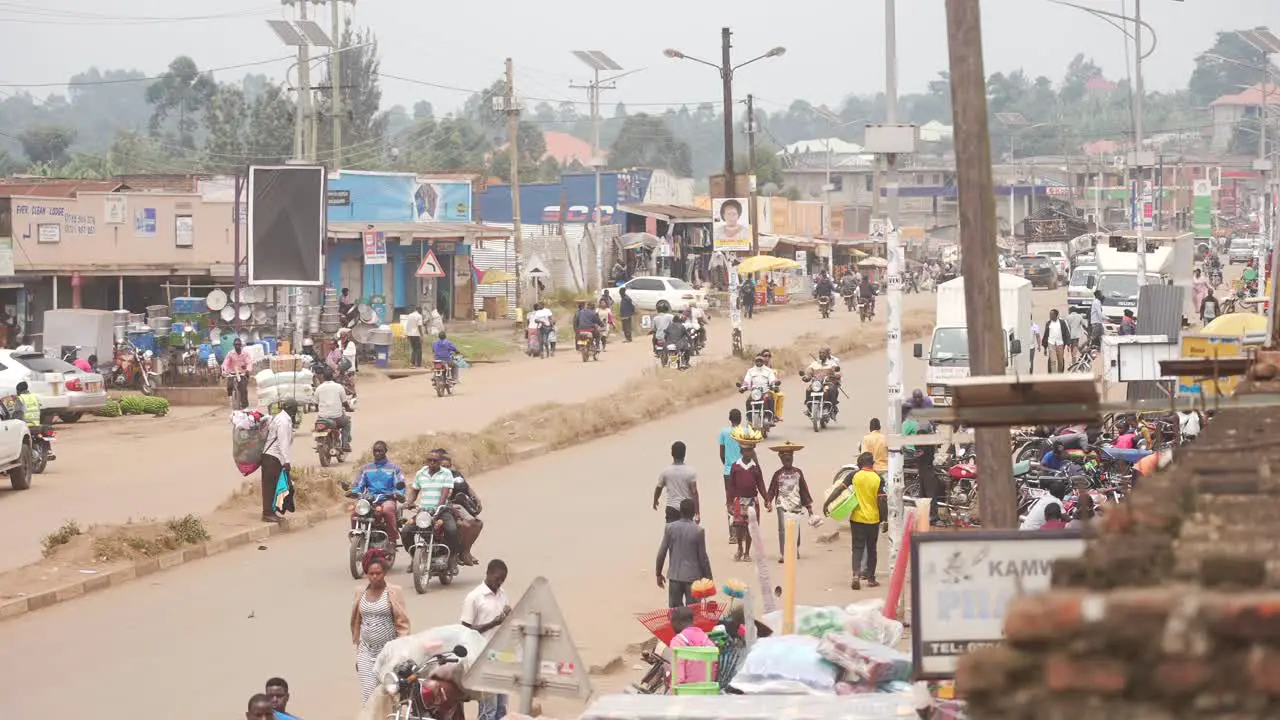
[912,273,1033,406]
[1094,244,1175,327]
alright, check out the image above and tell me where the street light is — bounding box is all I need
[664,28,785,255]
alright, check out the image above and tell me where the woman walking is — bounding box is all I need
[350,549,411,705]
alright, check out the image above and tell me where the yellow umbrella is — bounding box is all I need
[737,255,801,274]
[478,269,517,285]
[1203,312,1267,336]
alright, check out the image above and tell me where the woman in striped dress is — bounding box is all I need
[350,549,411,704]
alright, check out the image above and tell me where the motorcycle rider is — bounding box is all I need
[15,381,40,427]
[814,271,835,312]
[315,368,353,452]
[858,273,877,315]
[440,452,482,566]
[839,269,858,308]
[801,347,842,417]
[739,353,779,418]
[682,307,706,351]
[573,301,603,349]
[759,349,785,422]
[432,331,461,382]
[300,337,320,363]
[221,337,252,410]
[350,440,405,540]
[405,450,462,559]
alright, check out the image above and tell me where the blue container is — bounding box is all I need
[173,297,203,315]
[374,343,391,369]
[127,330,156,354]
[258,337,278,356]
[219,333,237,359]
[197,343,215,363]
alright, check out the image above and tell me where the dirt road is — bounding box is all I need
[0,295,936,572]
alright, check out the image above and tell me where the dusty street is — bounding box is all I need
[0,295,933,572]
[0,289,1073,720]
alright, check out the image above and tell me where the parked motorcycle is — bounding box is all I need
[817,295,832,319]
[740,384,776,438]
[408,503,460,594]
[382,645,470,720]
[313,413,352,467]
[804,377,836,432]
[344,484,402,579]
[858,297,874,323]
[577,330,600,363]
[31,426,55,474]
[109,342,158,395]
[432,359,455,397]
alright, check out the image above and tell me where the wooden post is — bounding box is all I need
[945,0,1018,528]
[781,517,798,634]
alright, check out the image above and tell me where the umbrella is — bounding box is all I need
[619,232,661,250]
[1203,312,1267,336]
[857,257,888,268]
[477,269,517,285]
[737,255,801,274]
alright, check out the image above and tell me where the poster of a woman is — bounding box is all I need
[713,198,752,252]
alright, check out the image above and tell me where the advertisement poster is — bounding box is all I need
[175,215,194,248]
[37,223,61,244]
[1193,179,1213,239]
[1178,334,1243,397]
[712,197,751,252]
[414,180,472,222]
[363,230,387,265]
[135,207,157,236]
[104,194,127,224]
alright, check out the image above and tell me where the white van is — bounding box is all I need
[1067,265,1098,314]
[1228,238,1254,265]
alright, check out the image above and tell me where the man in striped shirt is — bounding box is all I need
[408,450,461,557]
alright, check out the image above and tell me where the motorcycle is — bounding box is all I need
[432,359,455,397]
[409,503,460,594]
[313,411,352,467]
[31,426,55,474]
[655,336,690,370]
[817,295,832,319]
[109,342,158,395]
[804,376,836,432]
[858,297,874,323]
[344,484,403,580]
[382,645,470,720]
[225,371,249,411]
[740,383,776,438]
[687,323,706,356]
[577,330,600,363]
[842,289,856,312]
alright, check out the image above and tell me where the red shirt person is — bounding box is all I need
[725,433,769,562]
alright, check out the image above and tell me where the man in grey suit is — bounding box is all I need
[656,498,713,608]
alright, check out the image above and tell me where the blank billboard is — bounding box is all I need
[247,165,326,286]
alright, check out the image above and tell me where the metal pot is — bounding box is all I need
[150,316,172,335]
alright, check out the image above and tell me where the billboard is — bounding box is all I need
[325,171,472,224]
[414,179,472,222]
[247,165,326,286]
[713,197,751,252]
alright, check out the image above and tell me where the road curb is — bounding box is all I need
[0,316,929,622]
[0,445,550,623]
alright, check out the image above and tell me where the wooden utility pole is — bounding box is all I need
[746,94,760,255]
[720,27,735,196]
[505,58,523,310]
[945,0,1017,528]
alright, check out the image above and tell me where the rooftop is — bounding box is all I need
[0,178,127,198]
[542,131,597,166]
[1210,82,1280,108]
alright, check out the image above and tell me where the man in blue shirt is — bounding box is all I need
[433,330,461,381]
[573,301,603,345]
[717,409,744,540]
[350,440,405,535]
[1040,441,1067,471]
[265,677,302,720]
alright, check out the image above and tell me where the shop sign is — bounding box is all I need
[327,190,351,206]
[363,230,387,265]
[13,202,97,236]
[433,240,458,254]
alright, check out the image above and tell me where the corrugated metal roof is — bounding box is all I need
[0,179,126,198]
[328,221,511,239]
[617,203,709,222]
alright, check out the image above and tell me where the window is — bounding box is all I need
[14,355,74,373]
[864,175,873,192]
[175,215,194,248]
[627,278,662,291]
[666,278,693,290]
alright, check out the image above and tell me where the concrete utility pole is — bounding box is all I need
[721,27,735,199]
[329,0,348,168]
[1132,0,1149,286]
[1237,27,1280,338]
[292,1,313,160]
[746,94,761,255]
[945,0,1018,528]
[505,58,523,310]
[570,50,627,283]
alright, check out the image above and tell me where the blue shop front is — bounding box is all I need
[326,171,510,320]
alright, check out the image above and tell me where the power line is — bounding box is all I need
[0,55,296,89]
[0,2,273,24]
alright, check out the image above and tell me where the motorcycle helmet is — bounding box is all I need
[303,337,314,347]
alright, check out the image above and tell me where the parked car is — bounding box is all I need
[11,354,107,422]
[1016,255,1059,289]
[1067,265,1098,313]
[0,350,72,423]
[1228,238,1255,265]
[621,276,709,313]
[0,395,33,490]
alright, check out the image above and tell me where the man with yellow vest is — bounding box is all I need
[15,381,39,427]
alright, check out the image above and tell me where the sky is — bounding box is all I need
[0,0,1274,118]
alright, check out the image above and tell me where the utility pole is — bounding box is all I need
[291,0,313,160]
[1132,0,1149,286]
[721,27,735,199]
[945,0,1018,528]
[505,58,523,311]
[330,0,347,168]
[746,94,760,255]
[570,50,625,286]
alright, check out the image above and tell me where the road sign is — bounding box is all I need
[525,252,551,279]
[462,577,592,708]
[415,249,445,278]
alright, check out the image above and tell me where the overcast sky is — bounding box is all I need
[0,1,1273,117]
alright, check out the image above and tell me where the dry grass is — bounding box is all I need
[216,465,348,513]
[40,514,212,564]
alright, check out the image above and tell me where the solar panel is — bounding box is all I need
[267,19,306,47]
[297,20,334,47]
[573,50,622,72]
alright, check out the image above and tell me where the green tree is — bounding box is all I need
[1190,31,1274,107]
[396,116,490,172]
[108,131,177,174]
[202,85,248,170]
[412,100,434,120]
[245,83,295,165]
[609,113,691,176]
[18,125,75,165]
[1060,53,1103,105]
[145,56,216,149]
[487,120,548,182]
[315,21,388,165]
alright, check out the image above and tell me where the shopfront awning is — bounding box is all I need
[617,203,711,224]
[328,221,511,241]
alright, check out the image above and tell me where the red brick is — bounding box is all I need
[1249,645,1280,696]
[1149,658,1214,694]
[1205,593,1280,641]
[1004,592,1087,644]
[1044,654,1129,694]
[956,646,1038,696]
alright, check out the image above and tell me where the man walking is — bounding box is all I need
[265,678,301,720]
[1041,308,1072,373]
[1089,290,1106,350]
[461,559,512,720]
[656,499,712,608]
[824,452,883,590]
[654,441,699,523]
[717,409,744,541]
[859,418,889,476]
[1064,308,1088,362]
[403,306,426,368]
[619,288,636,342]
[260,402,297,524]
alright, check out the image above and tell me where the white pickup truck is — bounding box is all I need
[0,395,32,489]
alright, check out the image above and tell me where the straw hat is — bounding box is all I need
[768,441,805,454]
[730,426,763,447]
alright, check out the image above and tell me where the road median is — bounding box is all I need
[0,310,934,621]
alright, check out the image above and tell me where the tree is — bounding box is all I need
[314,21,388,164]
[1189,31,1274,107]
[108,131,175,174]
[609,113,692,176]
[1060,53,1103,105]
[145,56,216,149]
[487,121,548,182]
[18,125,75,165]
[412,100,434,120]
[245,83,294,164]
[202,85,248,170]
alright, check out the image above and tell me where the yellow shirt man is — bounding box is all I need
[849,468,883,525]
[860,424,889,473]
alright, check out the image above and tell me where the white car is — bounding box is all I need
[0,349,74,422]
[12,353,108,422]
[0,395,33,489]
[621,276,709,313]
[1228,238,1255,265]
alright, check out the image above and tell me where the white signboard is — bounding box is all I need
[910,530,1086,678]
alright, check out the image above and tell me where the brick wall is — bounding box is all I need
[958,372,1280,719]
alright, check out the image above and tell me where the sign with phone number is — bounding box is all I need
[14,203,98,236]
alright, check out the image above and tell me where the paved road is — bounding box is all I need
[0,295,935,572]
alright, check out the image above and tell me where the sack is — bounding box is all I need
[730,635,839,694]
[232,414,268,477]
[825,477,859,521]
